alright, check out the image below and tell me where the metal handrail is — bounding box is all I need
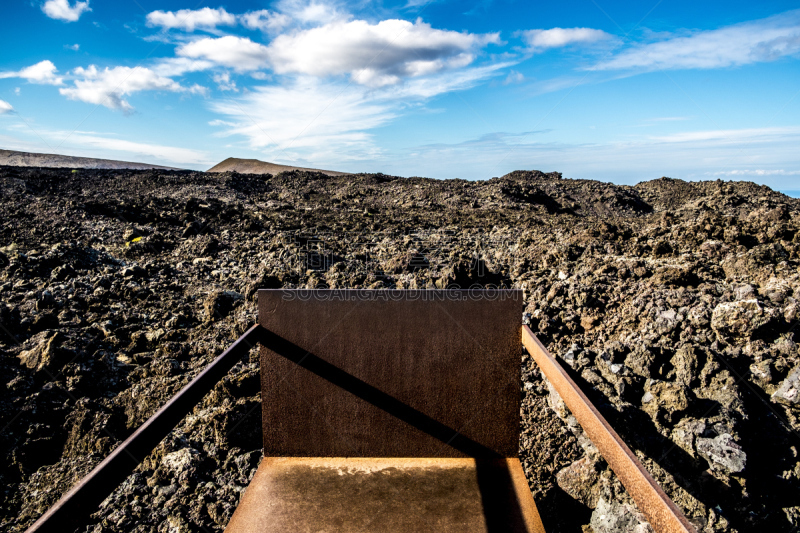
[522,325,696,533]
[25,323,696,533]
[24,324,263,533]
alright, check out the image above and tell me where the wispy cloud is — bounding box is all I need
[1,124,210,166]
[146,7,237,32]
[42,0,91,22]
[274,0,349,26]
[521,27,615,51]
[65,131,208,165]
[240,9,291,33]
[209,62,510,163]
[0,60,64,85]
[59,65,205,112]
[502,70,524,84]
[591,9,800,71]
[648,126,800,143]
[706,169,800,176]
[212,72,238,92]
[374,125,800,184]
[0,100,14,115]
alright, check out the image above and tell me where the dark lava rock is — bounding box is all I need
[1,167,799,533]
[17,331,65,373]
[203,290,243,322]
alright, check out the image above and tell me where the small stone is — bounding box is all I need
[581,316,598,331]
[182,222,202,238]
[749,359,773,383]
[590,498,653,533]
[203,290,243,322]
[711,299,777,340]
[31,311,59,332]
[556,456,602,508]
[642,380,690,424]
[772,367,800,408]
[123,228,141,242]
[696,433,746,473]
[50,264,76,282]
[18,331,65,373]
[36,290,56,311]
[120,265,147,278]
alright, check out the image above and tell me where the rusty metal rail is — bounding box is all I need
[25,318,696,533]
[25,324,262,533]
[522,325,696,533]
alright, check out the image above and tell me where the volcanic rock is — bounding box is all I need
[2,166,799,533]
[17,331,65,373]
[772,367,800,408]
[696,433,747,474]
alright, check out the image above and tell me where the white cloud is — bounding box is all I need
[502,70,524,84]
[67,132,209,165]
[267,18,499,87]
[210,78,395,159]
[66,43,80,51]
[240,9,291,32]
[42,0,91,22]
[14,87,20,95]
[177,36,271,72]
[59,65,203,112]
[0,60,63,85]
[151,57,215,77]
[146,7,236,32]
[373,125,800,184]
[521,27,613,50]
[208,62,509,161]
[707,169,800,176]
[0,100,13,114]
[275,0,348,26]
[648,126,800,144]
[591,9,800,71]
[213,72,238,91]
[1,125,211,167]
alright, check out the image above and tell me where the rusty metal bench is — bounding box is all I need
[27,289,696,533]
[224,289,543,532]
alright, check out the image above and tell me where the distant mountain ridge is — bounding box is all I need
[0,149,183,170]
[207,157,346,176]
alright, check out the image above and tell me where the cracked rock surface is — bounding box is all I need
[1,167,799,532]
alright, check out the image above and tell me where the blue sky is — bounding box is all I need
[1,0,799,188]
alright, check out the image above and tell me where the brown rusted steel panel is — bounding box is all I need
[258,289,523,458]
[522,326,696,533]
[25,324,263,533]
[224,457,546,533]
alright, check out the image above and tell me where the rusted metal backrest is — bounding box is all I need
[258,289,522,458]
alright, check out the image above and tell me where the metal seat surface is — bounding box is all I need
[225,457,545,533]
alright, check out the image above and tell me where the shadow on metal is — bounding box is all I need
[254,326,504,459]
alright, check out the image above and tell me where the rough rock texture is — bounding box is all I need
[1,167,799,532]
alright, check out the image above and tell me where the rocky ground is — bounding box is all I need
[0,166,798,532]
